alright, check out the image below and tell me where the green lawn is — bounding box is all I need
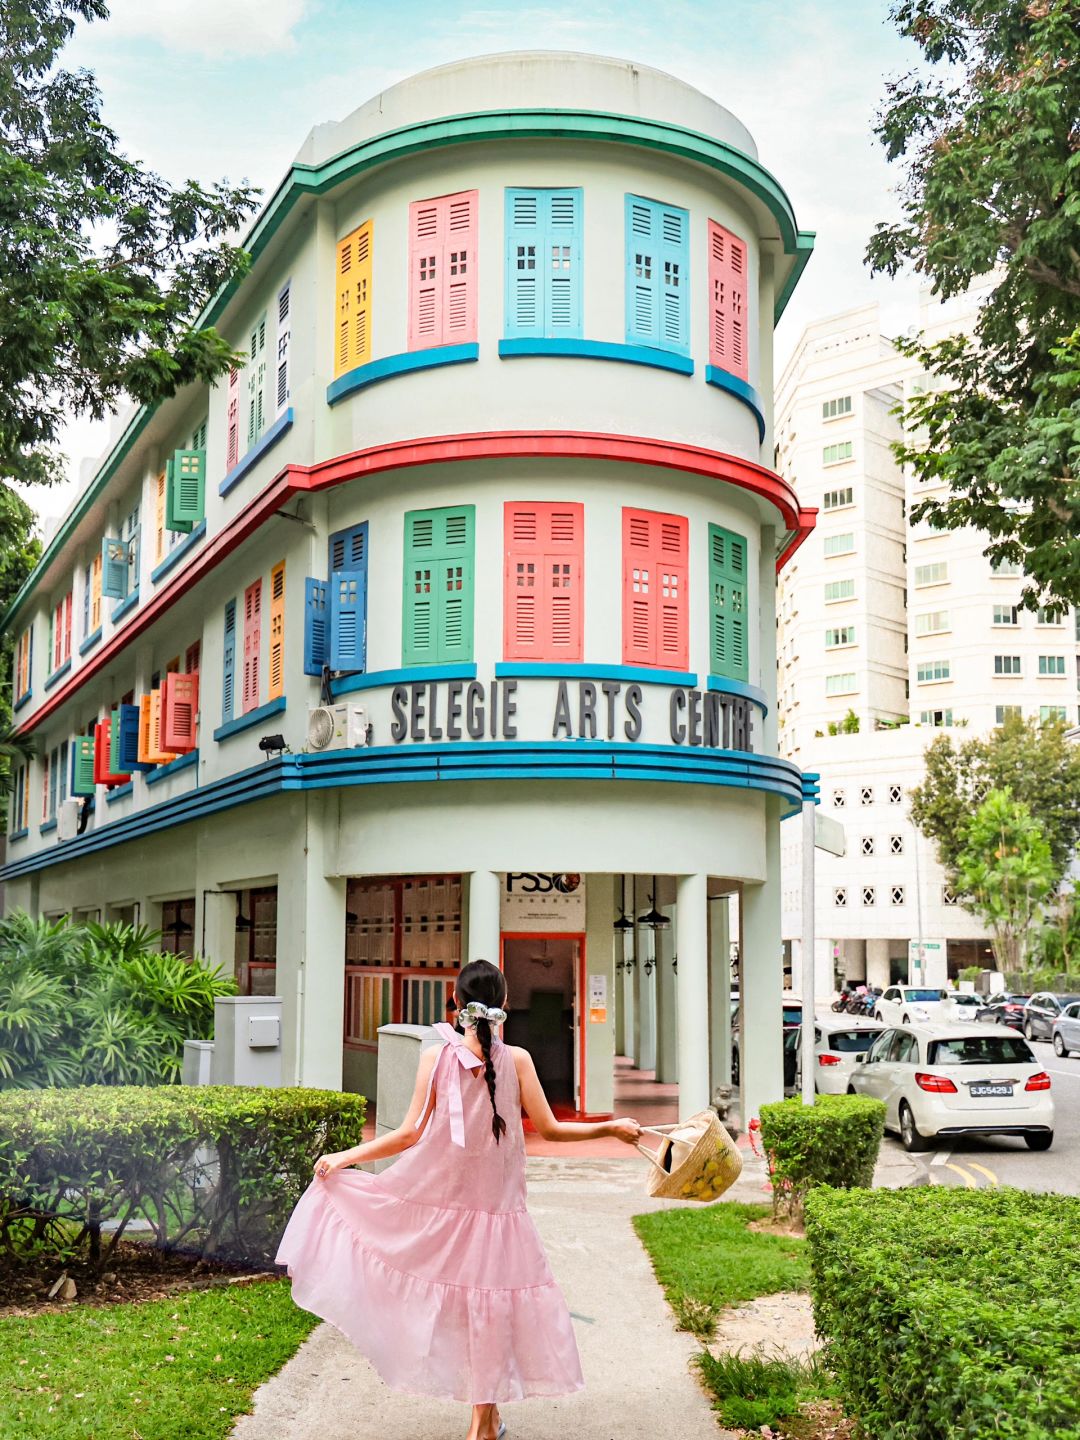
[633,1201,810,1338]
[0,1279,318,1440]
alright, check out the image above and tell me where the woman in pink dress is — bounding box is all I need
[277,959,642,1440]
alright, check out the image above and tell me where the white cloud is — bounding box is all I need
[104,0,309,58]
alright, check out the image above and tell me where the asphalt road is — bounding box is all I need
[878,1035,1080,1195]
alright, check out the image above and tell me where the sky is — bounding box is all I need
[37,0,924,529]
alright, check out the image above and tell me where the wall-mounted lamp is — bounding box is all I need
[258,733,289,760]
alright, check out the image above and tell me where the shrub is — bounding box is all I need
[0,1084,365,1267]
[758,1094,885,1218]
[0,914,236,1088]
[806,1187,1080,1439]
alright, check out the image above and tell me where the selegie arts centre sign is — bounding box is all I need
[386,676,756,753]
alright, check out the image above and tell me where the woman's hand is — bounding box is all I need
[607,1117,643,1145]
[313,1150,353,1180]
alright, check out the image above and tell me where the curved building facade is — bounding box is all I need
[1,53,814,1121]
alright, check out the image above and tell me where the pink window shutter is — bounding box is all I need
[503,502,583,661]
[708,221,749,381]
[242,580,262,713]
[408,191,478,350]
[163,672,199,753]
[622,508,657,666]
[444,191,478,344]
[226,366,240,470]
[622,508,688,668]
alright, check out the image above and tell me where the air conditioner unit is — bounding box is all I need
[307,703,369,752]
[57,797,83,841]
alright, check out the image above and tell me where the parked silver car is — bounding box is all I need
[1024,992,1080,1042]
[1052,1001,1080,1059]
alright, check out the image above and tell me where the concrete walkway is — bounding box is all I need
[232,1155,733,1440]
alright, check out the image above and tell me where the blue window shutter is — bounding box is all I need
[118,702,153,771]
[657,203,689,352]
[328,521,368,576]
[546,189,583,337]
[506,189,582,339]
[304,578,329,675]
[625,195,689,354]
[505,190,541,338]
[330,573,366,671]
[101,538,129,600]
[222,598,237,723]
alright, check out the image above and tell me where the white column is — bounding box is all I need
[740,796,784,1125]
[800,797,816,1104]
[866,938,891,991]
[709,893,732,1090]
[654,905,678,1083]
[621,930,637,1063]
[636,925,657,1073]
[467,869,501,964]
[676,872,709,1118]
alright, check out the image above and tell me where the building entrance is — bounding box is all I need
[501,935,581,1110]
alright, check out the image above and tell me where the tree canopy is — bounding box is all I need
[0,0,259,488]
[955,788,1057,973]
[869,0,1080,608]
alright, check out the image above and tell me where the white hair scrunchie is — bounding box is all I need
[461,1001,507,1028]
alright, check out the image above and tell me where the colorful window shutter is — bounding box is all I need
[625,195,690,354]
[72,735,96,796]
[708,221,748,381]
[147,689,174,764]
[304,579,329,675]
[226,366,240,470]
[118,703,151,771]
[708,524,749,681]
[622,508,688,668]
[242,580,262,713]
[247,315,267,449]
[328,522,368,673]
[163,672,199,752]
[275,282,291,415]
[137,694,154,764]
[155,470,167,561]
[504,189,583,339]
[222,599,237,723]
[90,551,102,630]
[82,567,90,639]
[403,507,475,665]
[268,562,286,699]
[167,449,205,531]
[335,222,373,377]
[109,708,123,773]
[62,593,72,663]
[408,191,478,350]
[101,537,129,600]
[503,502,584,660]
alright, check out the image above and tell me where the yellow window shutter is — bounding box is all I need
[155,470,167,563]
[268,560,286,699]
[335,221,372,378]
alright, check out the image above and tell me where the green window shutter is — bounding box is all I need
[402,506,475,665]
[109,707,123,773]
[166,449,205,531]
[708,524,748,682]
[72,735,96,796]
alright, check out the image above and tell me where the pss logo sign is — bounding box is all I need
[502,873,586,929]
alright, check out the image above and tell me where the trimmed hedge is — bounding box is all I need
[0,1085,365,1267]
[758,1094,885,1217]
[806,1187,1080,1439]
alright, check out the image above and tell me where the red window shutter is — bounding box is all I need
[708,221,748,381]
[93,720,108,787]
[622,508,688,669]
[163,672,199,752]
[242,579,262,713]
[503,502,583,661]
[408,191,478,350]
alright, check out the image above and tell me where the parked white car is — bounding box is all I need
[794,1018,884,1095]
[848,1023,1054,1153]
[943,992,983,1023]
[873,985,949,1026]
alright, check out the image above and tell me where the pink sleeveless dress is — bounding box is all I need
[276,1025,585,1404]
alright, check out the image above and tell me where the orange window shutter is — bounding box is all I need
[155,470,167,562]
[268,561,285,700]
[137,695,154,764]
[335,222,373,378]
[148,689,175,765]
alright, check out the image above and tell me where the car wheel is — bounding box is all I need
[1024,1132,1053,1152]
[847,1085,857,1096]
[1053,1033,1069,1058]
[874,1010,883,1022]
[1024,1019,1034,1041]
[901,1014,910,1024]
[899,1102,934,1153]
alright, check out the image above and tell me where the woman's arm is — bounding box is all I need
[513,1047,640,1144]
[314,1044,440,1177]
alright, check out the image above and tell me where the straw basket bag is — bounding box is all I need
[636,1109,742,1201]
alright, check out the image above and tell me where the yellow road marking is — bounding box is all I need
[945,1163,978,1188]
[967,1162,999,1188]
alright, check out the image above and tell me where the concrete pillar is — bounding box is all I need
[709,893,732,1090]
[620,930,636,1063]
[613,880,629,1057]
[676,872,710,1118]
[200,890,239,983]
[636,920,657,1073]
[866,938,891,992]
[655,904,678,1083]
[631,877,643,1066]
[584,873,615,1114]
[466,869,501,965]
[740,797,784,1124]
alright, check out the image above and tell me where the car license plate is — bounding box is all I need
[970,1084,1012,1098]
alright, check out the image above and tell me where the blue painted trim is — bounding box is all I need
[78,625,102,657]
[44,658,72,692]
[13,690,31,714]
[39,819,57,835]
[219,409,294,497]
[9,828,28,843]
[151,521,206,585]
[111,588,140,623]
[327,347,479,406]
[705,366,767,443]
[145,750,199,786]
[213,696,287,743]
[0,742,804,880]
[706,675,769,716]
[498,337,693,376]
[106,782,134,804]
[330,664,477,699]
[495,662,698,688]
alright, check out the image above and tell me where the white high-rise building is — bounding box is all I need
[777,292,1080,995]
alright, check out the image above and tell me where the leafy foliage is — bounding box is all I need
[870,0,1080,606]
[955,788,1057,972]
[0,1,258,487]
[909,713,1080,882]
[806,1186,1080,1438]
[695,1349,839,1434]
[0,914,235,1087]
[758,1094,885,1220]
[0,1084,365,1267]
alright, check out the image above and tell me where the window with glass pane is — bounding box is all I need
[914,561,948,587]
[825,626,855,647]
[823,532,855,557]
[823,441,853,465]
[823,488,854,510]
[822,395,852,419]
[915,611,949,635]
[1038,655,1065,675]
[995,705,1022,723]
[825,672,856,696]
[994,655,1022,675]
[824,578,855,602]
[992,604,1019,625]
[917,659,951,683]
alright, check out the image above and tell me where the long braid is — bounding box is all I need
[475,1016,507,1144]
